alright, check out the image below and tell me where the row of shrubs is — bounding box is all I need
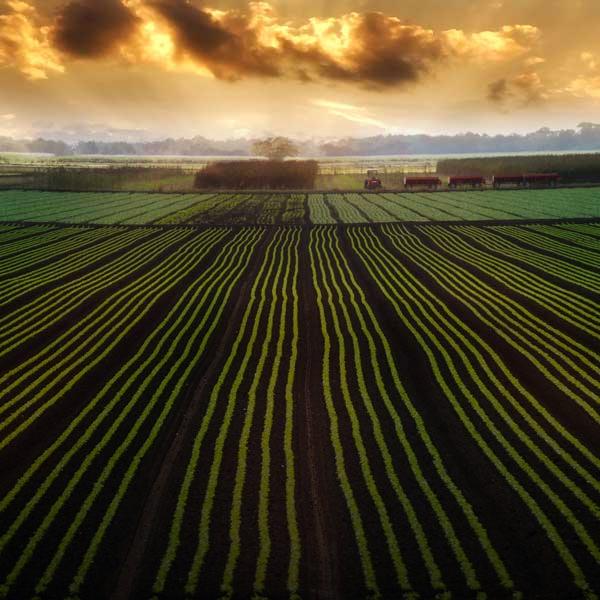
[16,167,193,191]
[194,160,318,189]
[437,154,600,182]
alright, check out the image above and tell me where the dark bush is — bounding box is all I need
[437,154,600,182]
[194,160,318,189]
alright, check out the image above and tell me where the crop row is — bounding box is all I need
[1,188,599,226]
[152,227,302,599]
[342,224,599,597]
[0,190,215,225]
[0,222,598,598]
[0,224,266,599]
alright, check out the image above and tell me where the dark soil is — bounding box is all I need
[0,220,598,600]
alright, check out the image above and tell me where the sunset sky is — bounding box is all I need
[1,0,599,140]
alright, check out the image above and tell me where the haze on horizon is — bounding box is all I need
[1,0,599,142]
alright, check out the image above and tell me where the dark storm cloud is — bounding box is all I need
[53,0,139,57]
[488,74,546,106]
[147,3,446,87]
[273,12,447,88]
[4,0,544,92]
[488,78,510,103]
[148,0,281,78]
[149,0,234,57]
[338,12,445,87]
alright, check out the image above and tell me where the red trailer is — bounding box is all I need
[492,175,524,188]
[404,176,442,189]
[523,173,560,187]
[448,176,486,188]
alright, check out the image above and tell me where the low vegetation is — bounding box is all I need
[194,160,318,190]
[0,215,597,599]
[1,188,598,226]
[438,153,600,182]
[42,167,193,192]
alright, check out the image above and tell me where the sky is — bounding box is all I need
[0,0,599,141]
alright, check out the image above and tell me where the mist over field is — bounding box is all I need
[3,124,600,158]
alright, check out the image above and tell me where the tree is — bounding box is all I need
[251,137,299,160]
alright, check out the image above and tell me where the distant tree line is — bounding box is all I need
[437,153,600,182]
[2,124,600,157]
[0,136,73,156]
[0,136,251,157]
[319,123,600,156]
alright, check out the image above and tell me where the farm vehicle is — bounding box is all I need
[400,173,560,190]
[404,176,442,190]
[448,176,486,188]
[492,173,559,188]
[364,169,383,190]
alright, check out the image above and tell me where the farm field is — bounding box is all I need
[0,187,599,225]
[0,217,598,599]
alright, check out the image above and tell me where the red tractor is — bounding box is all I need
[364,169,382,190]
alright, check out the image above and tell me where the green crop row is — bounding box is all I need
[0,229,228,452]
[0,229,185,357]
[385,225,600,455]
[0,228,262,598]
[1,188,599,226]
[311,227,523,596]
[457,225,600,293]
[0,220,598,598]
[499,226,600,264]
[424,227,600,337]
[348,225,599,597]
[0,227,150,306]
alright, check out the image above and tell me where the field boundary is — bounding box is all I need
[1,217,599,231]
[2,182,600,194]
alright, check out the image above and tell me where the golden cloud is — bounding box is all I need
[1,0,544,89]
[565,76,600,99]
[512,71,547,103]
[443,25,540,62]
[0,1,64,79]
[580,51,597,71]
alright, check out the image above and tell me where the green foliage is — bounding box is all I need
[14,167,195,192]
[437,154,600,182]
[0,218,598,599]
[251,137,299,161]
[349,226,599,596]
[0,229,185,360]
[308,229,380,599]
[194,160,318,189]
[0,187,599,227]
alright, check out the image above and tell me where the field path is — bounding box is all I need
[298,230,341,600]
[109,230,270,599]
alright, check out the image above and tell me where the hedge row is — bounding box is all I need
[194,160,318,189]
[437,154,600,182]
